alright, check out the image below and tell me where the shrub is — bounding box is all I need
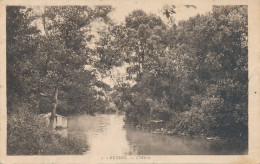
[7,110,88,155]
[166,95,247,141]
[166,109,208,136]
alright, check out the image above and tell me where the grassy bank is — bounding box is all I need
[7,110,87,155]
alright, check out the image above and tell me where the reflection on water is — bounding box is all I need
[67,114,247,155]
[125,127,212,155]
[68,114,130,155]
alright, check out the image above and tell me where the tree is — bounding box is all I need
[123,10,166,78]
[37,6,116,127]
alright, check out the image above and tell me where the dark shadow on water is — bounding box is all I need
[125,127,248,155]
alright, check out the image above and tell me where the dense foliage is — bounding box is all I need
[7,6,112,116]
[111,6,248,141]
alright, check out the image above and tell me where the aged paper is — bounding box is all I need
[0,0,260,163]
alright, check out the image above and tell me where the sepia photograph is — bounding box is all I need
[0,0,260,163]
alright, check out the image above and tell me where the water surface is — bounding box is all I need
[67,114,247,155]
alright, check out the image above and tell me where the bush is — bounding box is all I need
[7,110,88,155]
[166,95,247,142]
[125,98,151,127]
[166,109,208,136]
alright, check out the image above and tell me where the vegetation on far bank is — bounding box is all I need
[112,6,248,143]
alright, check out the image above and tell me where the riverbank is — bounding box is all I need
[7,110,88,155]
[125,107,247,145]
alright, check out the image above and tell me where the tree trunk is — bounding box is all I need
[150,80,158,120]
[152,80,157,96]
[50,85,59,129]
[175,76,179,112]
[36,93,41,113]
[169,76,174,110]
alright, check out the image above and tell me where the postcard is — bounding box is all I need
[0,0,259,163]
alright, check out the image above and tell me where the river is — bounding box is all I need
[66,114,247,155]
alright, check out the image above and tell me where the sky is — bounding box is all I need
[108,2,212,23]
[33,3,213,36]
